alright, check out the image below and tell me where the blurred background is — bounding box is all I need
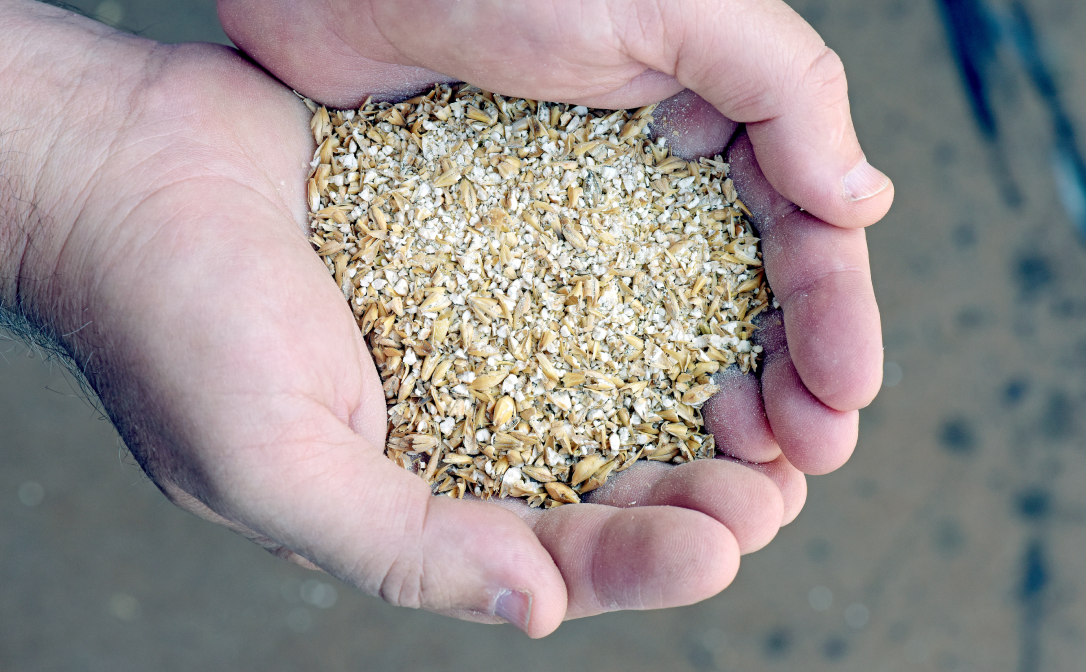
[3,0,1086,669]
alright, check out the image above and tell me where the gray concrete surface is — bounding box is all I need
[4,0,1086,670]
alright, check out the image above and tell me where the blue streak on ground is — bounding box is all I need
[1006,2,1086,239]
[1020,539,1048,599]
[936,0,1086,239]
[934,0,1002,140]
[1017,538,1048,672]
[933,0,1024,206]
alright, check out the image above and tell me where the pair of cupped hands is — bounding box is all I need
[5,0,891,636]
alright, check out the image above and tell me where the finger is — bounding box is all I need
[650,97,879,417]
[618,0,894,227]
[756,308,859,474]
[515,502,740,619]
[218,0,457,106]
[701,366,781,464]
[648,92,854,469]
[649,88,739,159]
[217,0,683,109]
[219,0,689,109]
[729,132,883,411]
[201,418,568,637]
[223,0,892,227]
[699,386,809,523]
[581,459,784,554]
[717,453,807,525]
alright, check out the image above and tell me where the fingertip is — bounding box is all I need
[844,159,893,204]
[834,160,895,228]
[650,88,740,159]
[784,157,895,231]
[704,520,741,594]
[592,509,739,607]
[690,464,784,555]
[494,589,534,636]
[581,457,785,555]
[701,367,780,464]
[730,455,808,526]
[763,358,859,475]
[740,42,894,231]
[423,496,567,635]
[528,505,739,617]
[741,127,892,231]
[776,465,807,526]
[780,268,884,412]
[641,460,785,554]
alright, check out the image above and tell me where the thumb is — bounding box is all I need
[175,417,568,637]
[622,0,893,228]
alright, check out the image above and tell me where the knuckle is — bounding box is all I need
[378,559,426,609]
[802,46,847,86]
[374,496,432,610]
[796,46,849,109]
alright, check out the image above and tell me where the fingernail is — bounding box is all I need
[843,159,891,202]
[494,589,532,634]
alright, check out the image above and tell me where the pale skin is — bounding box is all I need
[0,0,890,637]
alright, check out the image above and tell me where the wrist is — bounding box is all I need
[0,1,151,332]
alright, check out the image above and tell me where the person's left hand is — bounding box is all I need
[5,2,801,637]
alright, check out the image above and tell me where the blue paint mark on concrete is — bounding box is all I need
[934,0,1001,140]
[1020,540,1048,599]
[1015,489,1051,521]
[1006,3,1086,239]
[1017,538,1048,672]
[935,0,1086,240]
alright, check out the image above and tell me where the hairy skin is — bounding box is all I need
[1,0,887,637]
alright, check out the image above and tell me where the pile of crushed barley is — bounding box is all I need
[305,84,771,508]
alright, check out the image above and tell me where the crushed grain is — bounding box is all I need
[305,84,770,508]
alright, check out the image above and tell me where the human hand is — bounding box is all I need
[218,0,891,474]
[2,1,800,637]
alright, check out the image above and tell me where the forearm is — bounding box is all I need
[0,0,148,326]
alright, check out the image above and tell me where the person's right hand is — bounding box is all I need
[218,0,892,476]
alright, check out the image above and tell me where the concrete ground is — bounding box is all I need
[4,0,1086,670]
